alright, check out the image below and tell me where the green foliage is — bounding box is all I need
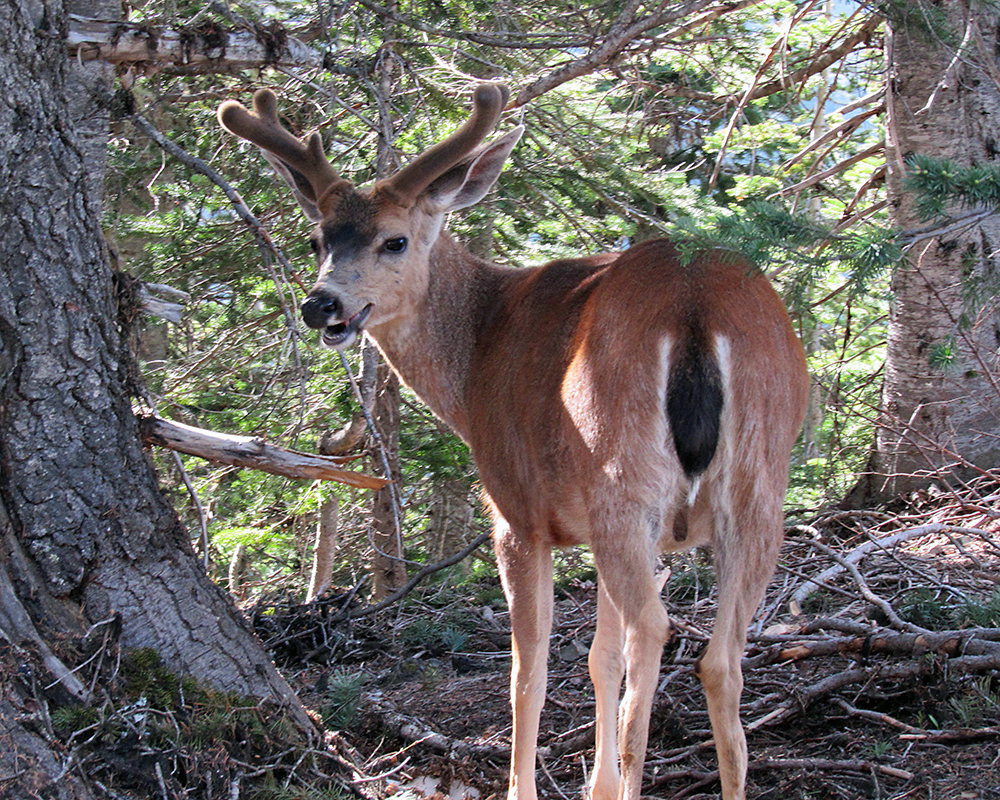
[865,738,894,760]
[46,648,347,797]
[670,200,901,316]
[398,615,474,655]
[946,676,1000,728]
[868,1,950,41]
[247,786,353,800]
[905,153,1000,220]
[50,704,101,734]
[958,589,1000,628]
[319,669,367,729]
[840,229,904,296]
[928,338,958,372]
[896,589,956,629]
[665,555,716,604]
[121,647,202,709]
[106,0,896,599]
[891,588,1000,631]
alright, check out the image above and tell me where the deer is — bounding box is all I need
[218,82,810,800]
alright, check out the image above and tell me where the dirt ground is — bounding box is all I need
[285,511,1000,800]
[15,494,999,800]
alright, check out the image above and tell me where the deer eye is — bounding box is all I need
[383,236,408,253]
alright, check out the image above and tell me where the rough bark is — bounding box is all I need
[858,3,1000,502]
[0,11,310,789]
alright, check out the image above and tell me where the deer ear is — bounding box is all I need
[423,126,523,213]
[259,150,325,222]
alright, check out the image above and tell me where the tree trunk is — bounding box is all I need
[367,12,407,599]
[371,367,407,599]
[0,12,309,797]
[427,478,475,574]
[857,3,1000,503]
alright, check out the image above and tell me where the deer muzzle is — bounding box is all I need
[301,291,372,349]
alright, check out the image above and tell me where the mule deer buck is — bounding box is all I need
[219,83,809,800]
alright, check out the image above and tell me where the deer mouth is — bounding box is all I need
[322,303,373,349]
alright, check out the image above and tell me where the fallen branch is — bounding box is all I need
[364,691,509,760]
[754,758,913,782]
[900,726,1000,744]
[745,647,1000,731]
[137,414,388,490]
[835,698,1000,744]
[745,625,1000,668]
[789,524,948,614]
[654,756,913,799]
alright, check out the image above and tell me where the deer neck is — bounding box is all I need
[368,232,513,442]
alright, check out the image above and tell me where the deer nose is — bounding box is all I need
[301,291,341,329]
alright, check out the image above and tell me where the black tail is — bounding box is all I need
[666,334,724,480]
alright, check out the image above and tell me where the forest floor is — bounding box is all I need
[253,481,1000,800]
[20,484,1000,799]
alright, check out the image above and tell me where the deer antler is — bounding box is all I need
[218,89,347,210]
[385,82,510,206]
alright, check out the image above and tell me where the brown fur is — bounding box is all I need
[220,86,810,800]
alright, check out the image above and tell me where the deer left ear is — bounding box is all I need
[423,126,523,213]
[259,150,325,222]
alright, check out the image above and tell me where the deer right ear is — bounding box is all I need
[423,126,523,214]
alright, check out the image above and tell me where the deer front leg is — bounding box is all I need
[588,579,624,800]
[591,534,672,800]
[496,520,554,800]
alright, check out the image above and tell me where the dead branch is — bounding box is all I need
[654,757,913,798]
[364,691,509,760]
[137,413,389,490]
[780,104,884,172]
[138,282,188,324]
[513,0,723,108]
[746,648,1000,732]
[0,518,93,703]
[746,626,1000,668]
[353,0,593,50]
[900,726,1000,744]
[774,140,885,198]
[738,15,881,104]
[832,697,926,734]
[335,531,493,621]
[789,524,948,614]
[67,16,326,73]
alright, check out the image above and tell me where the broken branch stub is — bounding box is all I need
[137,414,389,490]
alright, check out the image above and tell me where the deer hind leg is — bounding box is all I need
[591,523,673,800]
[496,519,554,800]
[698,490,785,800]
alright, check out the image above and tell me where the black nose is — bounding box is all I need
[301,291,341,329]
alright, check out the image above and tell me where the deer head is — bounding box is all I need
[218,83,523,349]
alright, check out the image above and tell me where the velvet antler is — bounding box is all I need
[218,89,347,213]
[384,82,510,206]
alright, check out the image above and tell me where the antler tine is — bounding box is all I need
[385,82,510,206]
[218,89,344,206]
